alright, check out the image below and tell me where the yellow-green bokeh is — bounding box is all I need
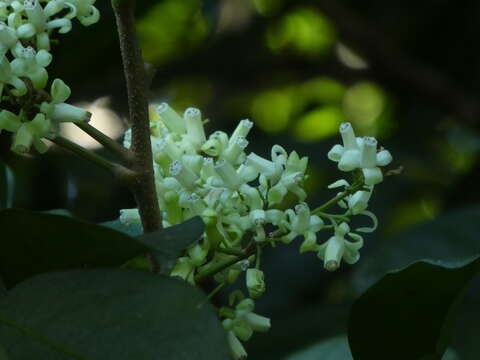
[137,0,208,64]
[294,106,345,142]
[266,7,336,57]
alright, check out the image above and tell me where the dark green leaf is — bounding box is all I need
[348,257,480,360]
[0,344,9,360]
[353,205,480,294]
[43,209,73,216]
[0,209,150,288]
[0,163,14,209]
[101,219,143,238]
[0,269,230,360]
[285,335,352,360]
[137,216,205,274]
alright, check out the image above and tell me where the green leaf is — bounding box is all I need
[0,344,9,360]
[285,335,352,360]
[101,219,143,238]
[353,205,480,294]
[136,216,205,274]
[0,209,150,288]
[0,269,230,360]
[0,163,14,209]
[348,256,480,360]
[43,209,73,216]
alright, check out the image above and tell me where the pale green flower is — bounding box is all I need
[246,268,265,299]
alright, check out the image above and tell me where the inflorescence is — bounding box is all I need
[120,104,393,359]
[0,0,100,153]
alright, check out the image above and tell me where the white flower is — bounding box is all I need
[317,222,364,271]
[282,203,324,253]
[328,123,392,185]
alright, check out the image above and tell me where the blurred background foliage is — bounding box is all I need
[1,0,480,358]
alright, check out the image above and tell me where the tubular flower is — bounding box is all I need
[0,0,99,153]
[118,104,393,358]
[327,122,392,184]
[317,222,364,271]
[222,298,271,360]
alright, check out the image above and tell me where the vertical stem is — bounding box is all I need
[111,0,162,268]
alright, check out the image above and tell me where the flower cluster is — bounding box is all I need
[120,104,392,359]
[0,0,100,153]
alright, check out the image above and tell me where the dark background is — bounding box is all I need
[1,0,480,358]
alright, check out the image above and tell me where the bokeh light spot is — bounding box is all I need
[294,106,345,142]
[137,0,208,64]
[343,82,385,135]
[266,7,336,57]
[251,90,293,133]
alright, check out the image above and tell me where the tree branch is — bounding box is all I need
[111,0,162,241]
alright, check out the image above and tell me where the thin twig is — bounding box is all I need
[48,135,133,181]
[312,182,363,214]
[195,242,257,283]
[75,122,133,163]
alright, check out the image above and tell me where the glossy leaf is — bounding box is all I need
[101,219,143,238]
[0,269,230,360]
[349,256,480,360]
[136,216,205,274]
[0,209,150,288]
[352,205,480,294]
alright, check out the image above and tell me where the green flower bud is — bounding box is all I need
[246,269,265,299]
[51,78,71,103]
[119,208,141,226]
[11,123,33,154]
[51,103,91,123]
[28,113,50,137]
[226,331,247,360]
[0,110,21,133]
[170,257,195,284]
[299,232,318,253]
[233,321,253,341]
[156,102,186,134]
[188,243,208,266]
[184,107,206,148]
[244,313,271,332]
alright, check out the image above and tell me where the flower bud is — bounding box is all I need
[246,268,265,299]
[184,107,206,148]
[51,103,91,123]
[0,110,21,133]
[376,149,393,166]
[230,119,253,145]
[299,232,318,253]
[119,208,141,226]
[244,313,271,332]
[156,102,186,134]
[226,331,248,360]
[11,123,33,153]
[51,78,71,103]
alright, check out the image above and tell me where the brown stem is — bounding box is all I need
[111,0,162,269]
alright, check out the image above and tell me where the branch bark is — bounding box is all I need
[111,1,162,237]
